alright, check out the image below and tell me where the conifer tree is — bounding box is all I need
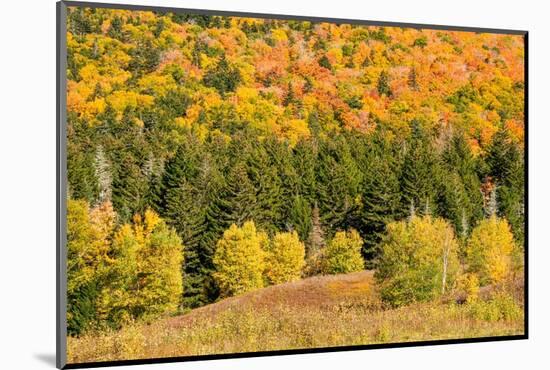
[245,143,283,232]
[439,171,470,237]
[486,127,517,183]
[485,127,524,241]
[111,151,149,222]
[161,140,201,201]
[163,148,225,307]
[377,70,392,97]
[400,123,441,217]
[441,132,484,229]
[68,146,99,203]
[292,139,318,203]
[203,56,242,95]
[288,195,313,242]
[360,152,401,262]
[164,180,206,308]
[318,55,332,70]
[316,137,363,232]
[218,162,259,227]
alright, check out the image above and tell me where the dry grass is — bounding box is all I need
[67,271,524,364]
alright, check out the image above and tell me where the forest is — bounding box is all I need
[65,6,525,362]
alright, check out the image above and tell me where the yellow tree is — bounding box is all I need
[67,200,115,334]
[321,229,365,275]
[264,231,305,284]
[466,215,516,285]
[98,209,184,325]
[375,216,460,307]
[213,221,267,297]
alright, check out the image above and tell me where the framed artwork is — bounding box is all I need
[56,1,528,368]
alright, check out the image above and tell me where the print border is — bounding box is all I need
[56,1,528,368]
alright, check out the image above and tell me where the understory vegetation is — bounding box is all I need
[67,272,524,363]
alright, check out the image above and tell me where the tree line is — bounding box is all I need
[67,119,524,334]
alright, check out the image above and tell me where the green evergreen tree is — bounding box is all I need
[316,137,363,233]
[292,139,318,203]
[400,124,441,217]
[439,170,469,237]
[318,55,332,70]
[360,140,401,263]
[164,180,207,308]
[245,142,283,232]
[68,7,92,36]
[68,147,99,203]
[107,15,124,40]
[377,70,392,97]
[485,127,525,241]
[288,195,312,242]
[440,132,484,237]
[111,152,149,222]
[203,56,242,95]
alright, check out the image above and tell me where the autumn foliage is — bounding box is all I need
[466,216,517,285]
[65,6,525,348]
[375,216,460,307]
[213,221,267,297]
[264,231,306,284]
[321,230,365,275]
[67,200,183,334]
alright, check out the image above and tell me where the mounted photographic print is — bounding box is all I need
[56,1,528,368]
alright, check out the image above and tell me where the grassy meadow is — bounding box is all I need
[67,271,524,363]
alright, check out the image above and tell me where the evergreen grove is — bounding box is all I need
[67,122,524,335]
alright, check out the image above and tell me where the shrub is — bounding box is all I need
[468,293,522,322]
[466,216,516,285]
[98,209,184,325]
[264,231,306,284]
[213,221,267,297]
[457,273,480,304]
[321,229,365,274]
[375,216,460,307]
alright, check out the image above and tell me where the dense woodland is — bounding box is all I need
[66,7,525,338]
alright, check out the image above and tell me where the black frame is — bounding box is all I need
[56,1,529,368]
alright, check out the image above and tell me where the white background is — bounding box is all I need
[0,0,548,368]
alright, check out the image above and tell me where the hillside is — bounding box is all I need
[66,7,525,320]
[67,271,523,364]
[67,8,525,146]
[65,7,525,364]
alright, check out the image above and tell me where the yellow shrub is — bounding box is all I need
[213,221,267,297]
[376,216,460,307]
[466,216,515,285]
[322,229,364,275]
[264,231,306,284]
[458,273,480,303]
